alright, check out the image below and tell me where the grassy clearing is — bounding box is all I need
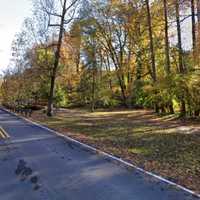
[31,108,200,193]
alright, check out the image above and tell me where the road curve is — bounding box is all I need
[0,109,199,200]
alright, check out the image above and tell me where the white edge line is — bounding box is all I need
[1,107,200,198]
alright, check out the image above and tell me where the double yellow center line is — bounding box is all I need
[0,127,10,139]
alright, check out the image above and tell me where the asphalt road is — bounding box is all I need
[0,108,199,200]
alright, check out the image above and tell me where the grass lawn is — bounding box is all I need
[30,108,200,193]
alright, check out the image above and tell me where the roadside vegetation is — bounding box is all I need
[1,0,200,117]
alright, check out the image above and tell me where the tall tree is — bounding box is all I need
[197,0,200,35]
[41,0,79,116]
[163,0,174,114]
[175,0,184,73]
[191,0,196,50]
[163,0,171,74]
[145,0,160,112]
[145,0,156,82]
[175,0,186,115]
[196,0,200,66]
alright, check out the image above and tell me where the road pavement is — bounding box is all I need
[0,108,199,200]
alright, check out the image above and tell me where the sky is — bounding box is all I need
[0,0,32,74]
[0,0,192,75]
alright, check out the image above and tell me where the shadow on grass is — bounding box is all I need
[31,108,200,192]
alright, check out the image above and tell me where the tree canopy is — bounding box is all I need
[1,0,200,116]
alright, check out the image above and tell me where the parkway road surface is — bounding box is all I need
[0,108,199,200]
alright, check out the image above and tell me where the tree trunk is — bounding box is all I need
[175,0,185,73]
[117,75,128,107]
[47,0,67,116]
[145,0,156,82]
[136,50,142,80]
[91,69,95,112]
[169,104,175,114]
[175,0,186,116]
[197,0,200,36]
[191,0,196,50]
[163,0,171,74]
[145,0,158,112]
[163,0,174,114]
[91,45,96,112]
[196,0,200,65]
[194,109,200,116]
